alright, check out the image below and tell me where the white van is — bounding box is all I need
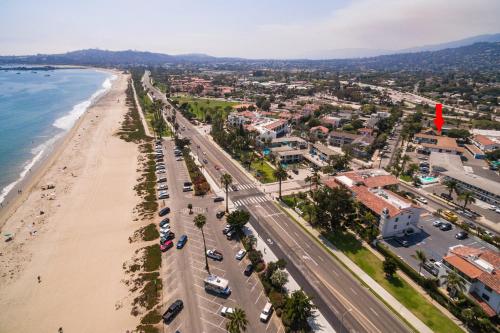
[259,302,273,322]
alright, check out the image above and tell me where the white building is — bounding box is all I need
[438,245,500,317]
[442,171,500,206]
[254,119,289,143]
[331,170,422,238]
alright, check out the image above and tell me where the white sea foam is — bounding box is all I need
[53,74,116,130]
[0,74,116,205]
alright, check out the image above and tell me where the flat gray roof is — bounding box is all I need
[271,136,306,144]
[443,171,500,197]
[278,149,308,156]
[429,152,463,173]
[313,143,337,156]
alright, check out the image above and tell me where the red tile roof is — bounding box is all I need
[323,178,340,189]
[264,120,287,130]
[474,134,495,146]
[310,126,330,134]
[470,292,497,317]
[337,171,399,188]
[351,186,401,217]
[443,255,484,279]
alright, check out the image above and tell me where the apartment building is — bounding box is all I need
[442,171,500,206]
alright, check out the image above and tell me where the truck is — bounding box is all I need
[204,275,231,296]
[162,299,183,323]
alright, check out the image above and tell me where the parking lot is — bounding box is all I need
[158,139,281,333]
[382,212,496,278]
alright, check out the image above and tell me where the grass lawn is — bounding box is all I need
[324,231,462,333]
[400,175,413,182]
[250,160,276,183]
[173,96,238,121]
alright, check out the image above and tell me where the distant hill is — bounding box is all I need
[0,42,499,73]
[401,33,500,53]
[0,49,224,66]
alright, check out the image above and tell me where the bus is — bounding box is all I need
[204,275,231,296]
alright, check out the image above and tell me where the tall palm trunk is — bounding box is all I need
[278,179,282,200]
[201,228,210,274]
[225,184,229,212]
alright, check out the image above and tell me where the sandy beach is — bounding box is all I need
[0,72,142,332]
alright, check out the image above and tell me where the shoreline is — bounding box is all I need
[0,70,141,332]
[0,68,117,229]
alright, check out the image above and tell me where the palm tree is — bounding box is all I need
[304,175,312,192]
[444,179,458,198]
[193,214,210,274]
[187,203,193,215]
[273,164,288,200]
[415,250,427,274]
[220,173,233,213]
[226,308,248,333]
[401,155,411,174]
[458,191,476,210]
[445,271,466,299]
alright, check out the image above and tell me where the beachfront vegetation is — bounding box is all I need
[172,96,237,122]
[176,137,210,195]
[120,74,163,332]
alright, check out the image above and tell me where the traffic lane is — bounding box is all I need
[256,201,409,333]
[244,202,366,333]
[176,121,406,332]
[149,80,407,332]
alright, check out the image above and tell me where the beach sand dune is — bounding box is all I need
[0,73,141,332]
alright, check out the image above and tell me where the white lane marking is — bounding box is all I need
[255,290,264,304]
[369,307,379,317]
[350,287,358,296]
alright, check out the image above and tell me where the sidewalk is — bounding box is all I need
[198,150,335,333]
[131,78,153,138]
[278,203,433,333]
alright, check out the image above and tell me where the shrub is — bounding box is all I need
[140,309,162,324]
[275,308,282,317]
[248,250,263,265]
[269,290,286,309]
[255,261,266,272]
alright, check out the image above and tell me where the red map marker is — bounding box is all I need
[434,103,444,134]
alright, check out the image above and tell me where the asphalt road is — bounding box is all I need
[144,72,411,333]
[159,139,281,333]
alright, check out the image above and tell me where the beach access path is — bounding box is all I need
[0,72,142,332]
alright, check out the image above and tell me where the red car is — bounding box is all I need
[161,240,174,252]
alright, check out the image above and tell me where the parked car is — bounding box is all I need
[161,240,174,251]
[213,196,224,202]
[162,299,183,323]
[439,223,452,231]
[416,197,427,204]
[440,193,453,201]
[260,302,273,322]
[203,159,208,164]
[160,232,175,243]
[455,231,468,240]
[244,264,254,276]
[183,181,192,187]
[177,235,188,249]
[441,210,458,222]
[176,156,183,161]
[159,218,170,227]
[235,249,246,260]
[157,184,168,191]
[432,220,442,227]
[226,230,235,240]
[230,184,238,191]
[395,238,409,247]
[157,177,167,183]
[216,211,225,219]
[220,306,234,317]
[159,207,171,217]
[158,192,169,200]
[182,185,193,192]
[223,225,233,235]
[206,249,223,261]
[156,169,166,174]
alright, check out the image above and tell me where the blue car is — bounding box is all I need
[177,235,188,249]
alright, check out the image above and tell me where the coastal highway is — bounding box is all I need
[143,72,411,333]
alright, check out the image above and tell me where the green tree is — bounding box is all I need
[283,290,316,331]
[444,179,458,198]
[270,269,289,291]
[415,250,427,275]
[187,203,193,215]
[194,214,210,274]
[273,164,288,200]
[220,173,233,212]
[226,308,248,333]
[458,191,476,210]
[383,258,398,278]
[312,186,354,230]
[445,271,466,299]
[461,308,474,328]
[227,210,250,232]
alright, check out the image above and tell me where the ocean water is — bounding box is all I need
[0,68,114,203]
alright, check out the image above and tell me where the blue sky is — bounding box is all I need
[1,0,499,58]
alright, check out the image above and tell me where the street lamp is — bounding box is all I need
[341,308,353,331]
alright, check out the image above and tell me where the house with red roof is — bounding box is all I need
[472,134,500,152]
[439,245,500,317]
[309,126,330,140]
[328,169,422,238]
